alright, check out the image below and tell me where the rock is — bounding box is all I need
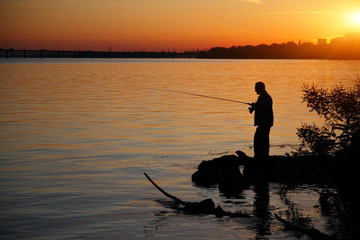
[192,151,250,195]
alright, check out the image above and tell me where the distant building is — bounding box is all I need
[330,37,345,45]
[330,33,360,45]
[344,32,360,40]
[317,38,327,46]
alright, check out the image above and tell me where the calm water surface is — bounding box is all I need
[1,58,359,239]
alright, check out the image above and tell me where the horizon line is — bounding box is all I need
[0,40,352,53]
[2,32,359,53]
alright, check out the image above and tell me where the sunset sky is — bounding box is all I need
[0,0,359,51]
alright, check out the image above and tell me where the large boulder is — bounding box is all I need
[192,151,250,195]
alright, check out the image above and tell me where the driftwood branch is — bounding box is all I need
[144,172,251,218]
[144,173,185,205]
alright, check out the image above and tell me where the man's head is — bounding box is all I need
[255,82,266,95]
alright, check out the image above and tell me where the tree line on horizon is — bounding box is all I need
[1,34,360,59]
[198,40,360,60]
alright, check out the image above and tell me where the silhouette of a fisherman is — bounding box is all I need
[249,82,274,159]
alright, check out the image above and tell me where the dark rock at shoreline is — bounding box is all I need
[192,150,340,190]
[192,151,250,196]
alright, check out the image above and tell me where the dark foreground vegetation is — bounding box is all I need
[296,80,360,161]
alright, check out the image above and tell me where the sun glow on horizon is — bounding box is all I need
[350,12,360,25]
[1,0,360,51]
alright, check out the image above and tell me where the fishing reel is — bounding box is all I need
[249,103,255,114]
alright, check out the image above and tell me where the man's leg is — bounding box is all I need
[263,126,270,156]
[254,126,261,158]
[254,126,271,159]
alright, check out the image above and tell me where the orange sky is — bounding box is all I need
[0,0,359,51]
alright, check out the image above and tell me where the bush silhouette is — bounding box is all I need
[297,79,360,159]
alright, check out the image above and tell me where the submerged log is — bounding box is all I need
[144,172,184,204]
[144,173,251,218]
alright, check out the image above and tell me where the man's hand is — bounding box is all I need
[249,102,255,113]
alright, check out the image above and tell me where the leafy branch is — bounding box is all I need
[296,79,360,158]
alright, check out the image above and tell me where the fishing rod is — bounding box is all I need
[153,89,251,105]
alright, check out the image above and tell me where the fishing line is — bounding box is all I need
[152,88,251,105]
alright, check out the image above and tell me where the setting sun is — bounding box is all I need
[351,13,360,25]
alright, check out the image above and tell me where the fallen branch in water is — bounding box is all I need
[144,172,251,218]
[144,172,184,205]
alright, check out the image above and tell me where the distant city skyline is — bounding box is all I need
[2,32,359,60]
[1,0,359,51]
